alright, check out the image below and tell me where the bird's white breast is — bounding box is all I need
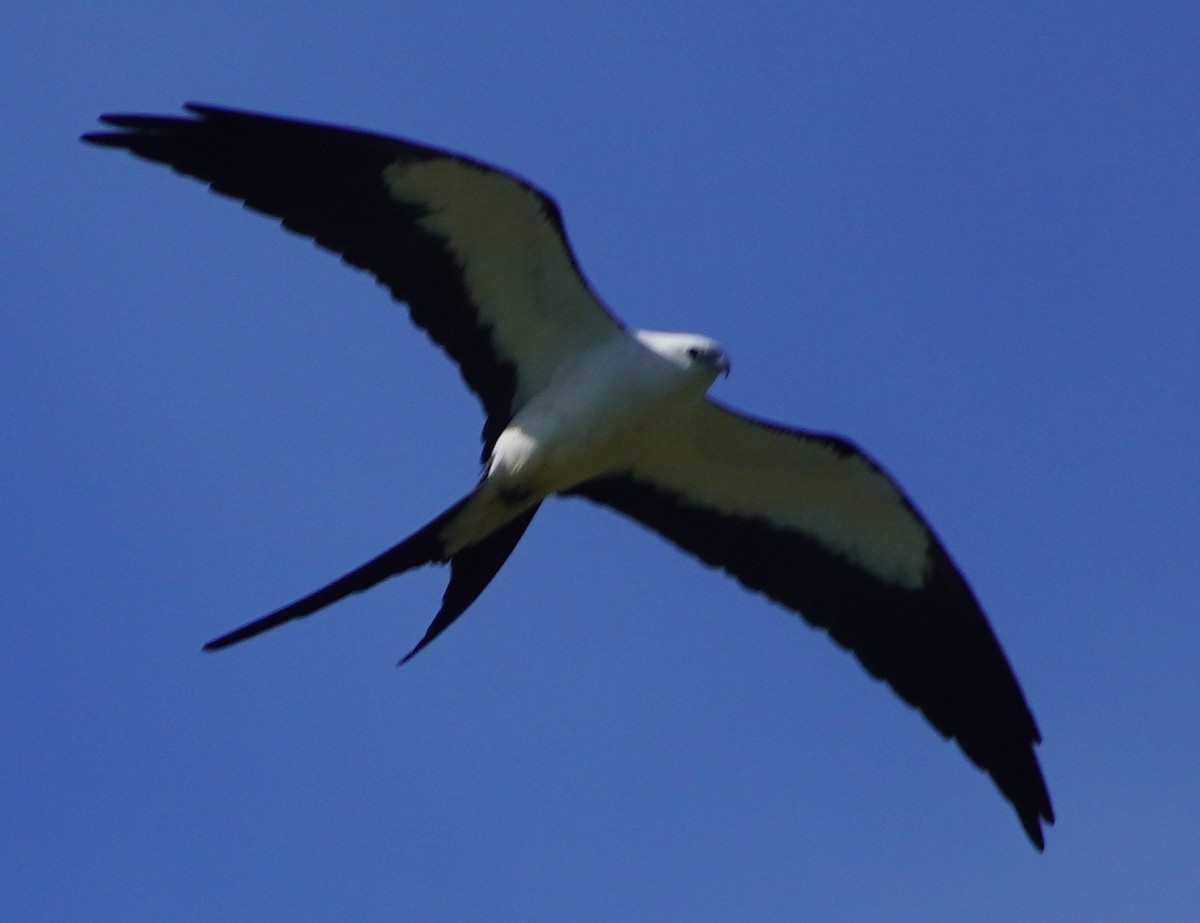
[488,335,701,495]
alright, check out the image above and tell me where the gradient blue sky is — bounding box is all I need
[4,3,1198,920]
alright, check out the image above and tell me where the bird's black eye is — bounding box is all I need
[686,346,701,359]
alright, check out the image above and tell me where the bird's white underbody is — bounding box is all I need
[452,330,726,556]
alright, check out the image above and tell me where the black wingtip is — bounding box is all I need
[1031,796,1056,852]
[1011,770,1054,851]
[1024,817,1047,853]
[81,114,163,148]
[81,105,221,148]
[79,128,125,147]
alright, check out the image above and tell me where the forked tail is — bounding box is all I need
[203,493,540,660]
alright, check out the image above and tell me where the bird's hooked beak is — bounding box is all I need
[698,344,731,378]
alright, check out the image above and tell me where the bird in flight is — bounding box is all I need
[83,104,1053,848]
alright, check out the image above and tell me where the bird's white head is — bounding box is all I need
[635,330,731,386]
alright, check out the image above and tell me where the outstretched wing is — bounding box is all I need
[571,400,1054,848]
[82,104,624,453]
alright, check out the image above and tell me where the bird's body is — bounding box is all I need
[448,330,727,557]
[83,104,1053,848]
[487,332,723,500]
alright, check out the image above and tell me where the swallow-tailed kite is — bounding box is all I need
[83,104,1053,848]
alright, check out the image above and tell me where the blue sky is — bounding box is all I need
[4,3,1198,920]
